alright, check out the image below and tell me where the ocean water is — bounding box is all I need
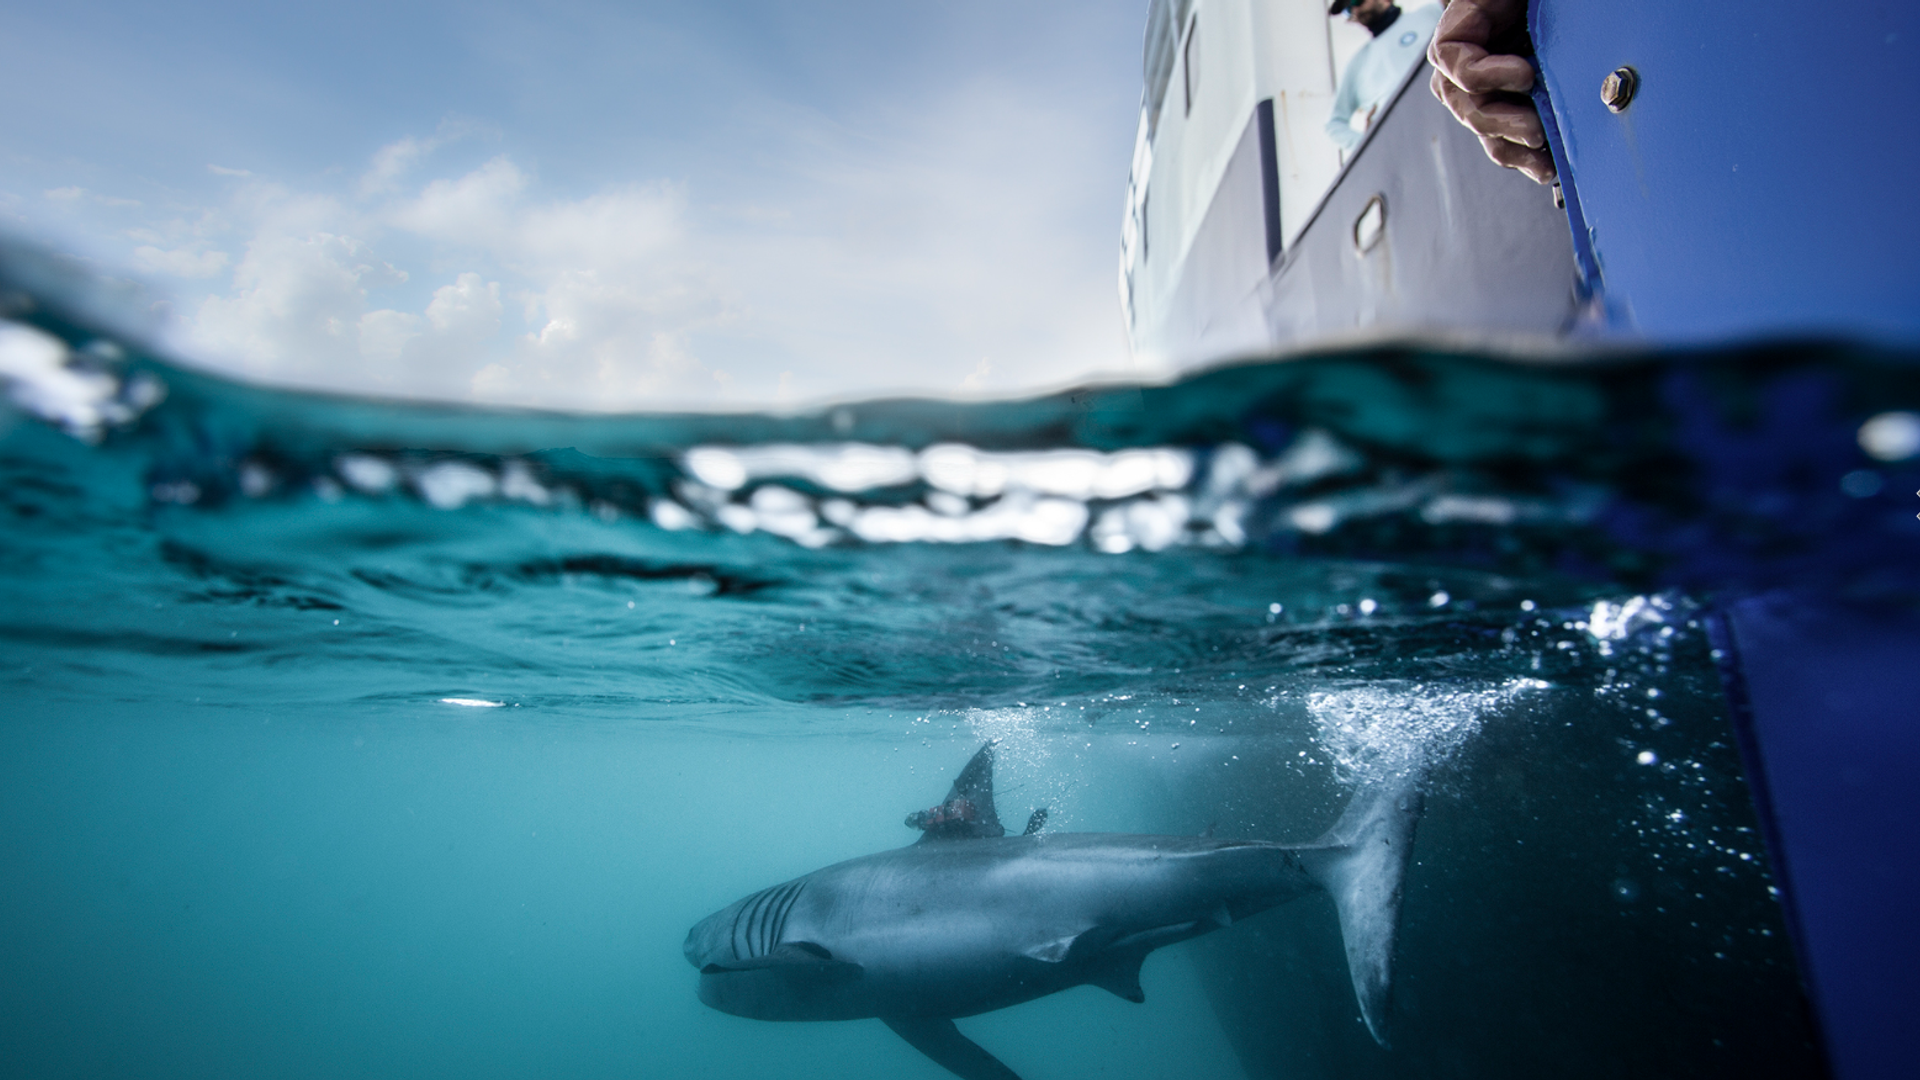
[7,266,1918,1078]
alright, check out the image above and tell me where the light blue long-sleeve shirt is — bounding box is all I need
[1325,4,1442,151]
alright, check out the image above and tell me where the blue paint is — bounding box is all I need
[1713,597,1920,1080]
[1528,7,1920,1073]
[1533,0,1920,345]
[1527,64,1604,306]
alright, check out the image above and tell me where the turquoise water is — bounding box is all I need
[9,279,1914,1076]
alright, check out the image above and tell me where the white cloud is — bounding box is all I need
[469,362,511,398]
[394,272,507,384]
[426,272,502,336]
[361,138,429,197]
[689,78,1137,402]
[389,156,528,245]
[357,308,420,365]
[516,184,684,272]
[42,186,143,215]
[373,155,733,406]
[7,3,1148,413]
[146,80,1131,411]
[132,244,229,278]
[192,217,408,380]
[357,118,491,197]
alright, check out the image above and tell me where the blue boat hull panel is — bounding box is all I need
[1533,0,1920,344]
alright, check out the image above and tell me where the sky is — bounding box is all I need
[0,1,1148,411]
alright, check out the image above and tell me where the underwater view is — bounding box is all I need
[7,0,1918,1072]
[8,276,1916,1079]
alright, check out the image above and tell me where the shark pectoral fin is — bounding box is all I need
[1085,948,1148,1004]
[883,1016,1024,1080]
[1076,919,1228,1004]
[700,942,862,980]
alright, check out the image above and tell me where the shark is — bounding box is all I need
[684,743,1424,1080]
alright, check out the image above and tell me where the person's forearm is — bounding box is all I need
[1426,0,1556,183]
[1325,118,1362,151]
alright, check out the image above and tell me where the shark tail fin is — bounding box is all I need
[1296,768,1427,1048]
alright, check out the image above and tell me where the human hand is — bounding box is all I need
[1427,0,1557,184]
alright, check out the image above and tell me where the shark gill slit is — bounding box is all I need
[754,883,787,955]
[768,880,802,951]
[732,886,773,960]
[758,881,796,955]
[733,880,803,960]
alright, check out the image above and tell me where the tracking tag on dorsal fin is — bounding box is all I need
[907,741,1006,841]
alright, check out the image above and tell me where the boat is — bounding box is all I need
[1121,0,1920,365]
[1119,5,1919,1079]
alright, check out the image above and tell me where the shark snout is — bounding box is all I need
[684,909,729,969]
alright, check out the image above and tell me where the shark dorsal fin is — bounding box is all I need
[906,741,1006,842]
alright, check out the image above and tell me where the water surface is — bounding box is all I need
[7,290,1911,1077]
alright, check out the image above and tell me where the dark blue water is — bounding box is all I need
[8,256,1916,1077]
